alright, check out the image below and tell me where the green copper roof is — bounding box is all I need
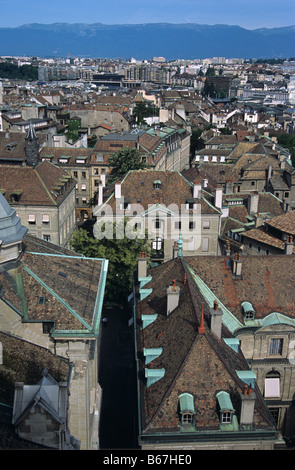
[236,370,256,388]
[216,391,234,412]
[241,301,255,313]
[262,312,295,328]
[143,348,163,365]
[142,314,158,329]
[145,368,165,387]
[178,393,195,413]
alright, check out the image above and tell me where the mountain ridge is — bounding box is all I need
[0,23,294,59]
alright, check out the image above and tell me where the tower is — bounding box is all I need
[25,121,39,166]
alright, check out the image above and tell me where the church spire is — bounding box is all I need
[25,120,39,166]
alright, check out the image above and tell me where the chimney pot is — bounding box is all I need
[239,388,256,428]
[198,303,206,334]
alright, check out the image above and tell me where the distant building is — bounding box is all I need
[93,170,222,262]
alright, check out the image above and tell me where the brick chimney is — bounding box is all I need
[167,279,180,316]
[210,300,223,339]
[224,239,231,256]
[138,252,147,279]
[239,384,256,430]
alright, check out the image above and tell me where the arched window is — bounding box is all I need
[264,370,280,398]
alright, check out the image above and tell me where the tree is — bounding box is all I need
[202,78,216,97]
[133,102,158,125]
[70,220,150,302]
[108,147,146,181]
[276,134,295,166]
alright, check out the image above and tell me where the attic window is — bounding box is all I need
[59,157,70,164]
[38,296,45,305]
[153,180,161,190]
[216,391,236,428]
[76,157,87,164]
[10,190,22,203]
[241,301,255,320]
[5,142,17,151]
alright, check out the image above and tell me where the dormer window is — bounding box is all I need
[178,393,195,430]
[153,180,161,190]
[10,190,22,203]
[216,391,238,430]
[241,301,255,320]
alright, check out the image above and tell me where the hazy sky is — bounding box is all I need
[0,0,294,30]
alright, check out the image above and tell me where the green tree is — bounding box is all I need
[108,147,146,181]
[202,78,216,97]
[70,220,150,302]
[276,134,295,166]
[133,102,158,125]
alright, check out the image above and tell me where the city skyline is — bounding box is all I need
[0,0,294,31]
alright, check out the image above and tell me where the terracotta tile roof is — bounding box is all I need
[265,210,295,236]
[185,255,295,321]
[0,131,46,163]
[40,146,93,165]
[102,170,220,214]
[241,226,287,251]
[0,161,75,206]
[136,257,275,434]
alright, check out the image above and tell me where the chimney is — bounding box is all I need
[167,279,180,316]
[202,178,208,189]
[138,252,147,278]
[115,180,121,199]
[98,182,104,206]
[224,239,231,256]
[198,303,206,334]
[233,252,242,276]
[225,179,234,194]
[239,385,256,430]
[214,186,223,209]
[255,213,264,227]
[193,181,202,199]
[247,192,259,215]
[100,174,106,187]
[282,198,289,212]
[284,235,294,255]
[210,300,223,339]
